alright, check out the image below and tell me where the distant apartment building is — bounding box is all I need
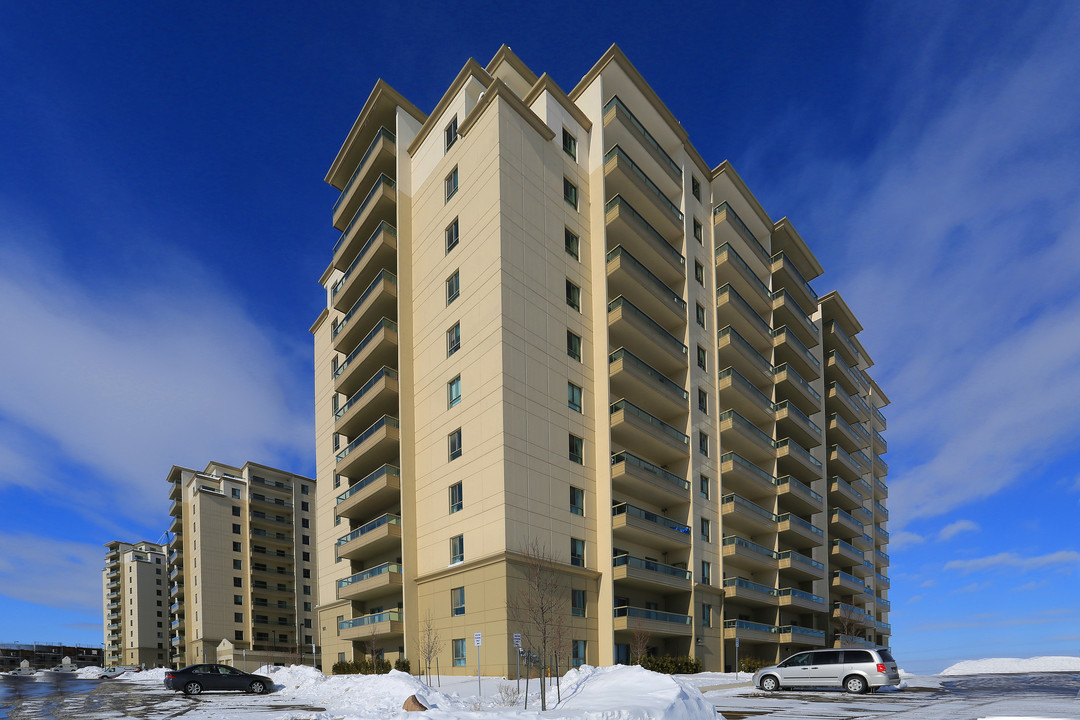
[311,44,890,675]
[0,643,104,671]
[102,540,168,667]
[166,461,320,670]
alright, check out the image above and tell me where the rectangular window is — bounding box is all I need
[565,279,581,311]
[700,474,710,500]
[302,535,310,545]
[448,428,462,461]
[570,538,585,567]
[303,585,311,595]
[231,488,241,499]
[449,482,463,513]
[448,375,462,408]
[445,166,459,202]
[698,388,708,413]
[570,486,584,516]
[234,595,243,605]
[450,534,464,564]
[700,517,711,543]
[701,603,712,628]
[563,177,578,209]
[572,639,586,668]
[235,630,244,641]
[562,128,577,160]
[302,501,309,512]
[569,434,584,465]
[233,577,243,588]
[232,505,241,517]
[696,302,706,329]
[701,560,712,585]
[452,638,466,667]
[693,218,703,244]
[567,330,582,361]
[233,559,242,570]
[451,587,465,616]
[446,270,460,305]
[333,473,341,489]
[234,612,243,623]
[232,524,241,535]
[447,322,461,356]
[699,431,709,456]
[444,116,458,152]
[302,484,309,495]
[564,228,579,259]
[697,346,707,371]
[302,518,309,529]
[571,589,585,617]
[692,176,701,201]
[232,542,242,552]
[568,382,583,413]
[695,260,704,286]
[445,217,460,253]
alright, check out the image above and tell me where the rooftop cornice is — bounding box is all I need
[485,44,539,86]
[712,160,775,232]
[458,78,556,144]
[523,73,593,133]
[406,59,493,156]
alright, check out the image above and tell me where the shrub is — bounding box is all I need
[331,657,394,675]
[638,655,702,674]
[738,656,770,673]
[394,657,411,673]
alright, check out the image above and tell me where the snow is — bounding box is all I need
[940,656,1080,675]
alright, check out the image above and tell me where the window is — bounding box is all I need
[448,428,462,460]
[452,638,467,667]
[567,330,582,361]
[572,639,586,668]
[696,302,706,329]
[563,177,578,209]
[566,279,581,311]
[693,218,703,244]
[698,388,708,414]
[446,270,460,305]
[564,228,579,259]
[444,116,458,152]
[570,486,584,516]
[235,630,244,641]
[444,166,459,202]
[700,517,711,542]
[302,484,309,495]
[449,482,463,513]
[697,346,707,371]
[701,603,712,628]
[234,595,243,605]
[304,602,312,612]
[569,434,584,465]
[447,322,461,356]
[234,612,243,623]
[334,473,341,489]
[700,474,710,500]
[692,176,701,201]
[451,587,465,616]
[302,518,310,529]
[570,538,585,567]
[233,577,243,588]
[571,589,585,617]
[303,552,310,562]
[303,569,311,578]
[701,560,712,585]
[699,431,709,456]
[445,217,460,253]
[233,559,242,570]
[232,524,241,535]
[450,534,464,564]
[562,128,577,160]
[232,505,240,517]
[301,501,309,512]
[568,382,582,412]
[303,585,311,595]
[448,375,462,408]
[302,535,310,545]
[231,488,241,499]
[695,260,704,286]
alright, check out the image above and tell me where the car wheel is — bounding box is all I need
[183,681,202,696]
[249,680,266,694]
[845,675,867,694]
[760,675,780,692]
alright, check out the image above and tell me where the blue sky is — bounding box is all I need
[1,2,1077,674]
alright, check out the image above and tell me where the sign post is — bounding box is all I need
[513,633,522,691]
[474,632,482,696]
[735,637,740,679]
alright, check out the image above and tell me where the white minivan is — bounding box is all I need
[753,648,900,693]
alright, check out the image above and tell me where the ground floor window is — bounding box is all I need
[572,640,586,667]
[452,638,466,667]
[614,643,630,665]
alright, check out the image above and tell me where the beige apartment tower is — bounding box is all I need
[312,45,890,675]
[166,461,320,669]
[103,540,168,667]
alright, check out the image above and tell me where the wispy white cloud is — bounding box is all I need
[949,582,983,595]
[944,551,1080,575]
[0,532,104,613]
[890,530,925,549]
[937,520,979,542]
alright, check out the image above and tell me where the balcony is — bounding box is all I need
[872,405,887,432]
[853,532,874,552]
[721,494,777,535]
[169,549,181,565]
[722,536,779,572]
[332,222,398,314]
[772,326,821,381]
[332,174,396,273]
[854,559,874,578]
[776,476,823,515]
[772,363,821,417]
[832,570,868,594]
[716,243,772,316]
[828,445,863,483]
[776,438,823,482]
[833,603,873,628]
[774,400,822,449]
[604,196,685,285]
[826,383,864,425]
[333,318,398,398]
[873,429,888,454]
[612,554,692,592]
[876,572,891,589]
[713,202,770,272]
[336,513,402,560]
[825,320,861,366]
[719,409,775,463]
[874,548,890,569]
[873,454,889,478]
[332,271,398,354]
[336,464,401,520]
[875,478,889,499]
[614,606,693,638]
[771,252,818,315]
[334,367,399,439]
[610,399,689,465]
[716,284,772,353]
[825,351,862,396]
[340,610,404,641]
[337,562,403,602]
[778,587,827,612]
[250,492,292,510]
[719,452,778,499]
[332,127,396,231]
[611,503,692,550]
[778,549,825,580]
[723,619,778,644]
[610,452,690,507]
[875,524,890,545]
[607,247,686,332]
[608,297,688,375]
[603,96,682,191]
[252,579,293,596]
[873,500,889,523]
[851,449,871,473]
[827,413,870,454]
[723,578,779,608]
[830,508,864,538]
[852,505,873,526]
[168,566,179,581]
[604,145,683,237]
[717,327,774,386]
[831,539,865,566]
[335,415,400,481]
[829,477,864,511]
[250,527,292,546]
[168,513,182,534]
[772,290,819,348]
[609,348,689,419]
[717,367,773,426]
[169,499,182,518]
[778,512,825,548]
[779,625,827,646]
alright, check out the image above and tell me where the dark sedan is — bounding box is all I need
[164,664,272,695]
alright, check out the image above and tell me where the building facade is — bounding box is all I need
[312,45,890,675]
[166,461,320,670]
[102,540,168,667]
[0,643,104,672]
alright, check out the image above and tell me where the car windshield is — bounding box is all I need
[781,652,812,667]
[878,649,896,663]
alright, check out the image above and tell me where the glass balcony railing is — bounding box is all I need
[723,577,779,597]
[605,195,684,266]
[333,175,396,256]
[717,284,772,338]
[337,562,402,589]
[608,297,688,357]
[335,415,399,463]
[834,602,869,619]
[722,452,779,486]
[776,438,823,468]
[775,400,822,436]
[610,348,688,400]
[615,606,692,625]
[876,572,890,584]
[717,326,773,377]
[851,393,872,418]
[832,538,864,558]
[773,363,822,402]
[719,409,776,449]
[611,452,690,490]
[781,625,826,639]
[713,202,770,267]
[772,289,819,337]
[873,500,889,519]
[875,548,891,563]
[876,525,891,542]
[873,428,888,450]
[717,243,771,297]
[778,512,824,537]
[826,321,861,361]
[333,128,396,216]
[333,319,398,381]
[336,465,400,505]
[613,554,692,581]
[872,405,887,427]
[724,619,778,634]
[605,145,683,221]
[773,326,821,370]
[612,502,691,535]
[332,222,397,298]
[722,494,777,523]
[832,507,864,530]
[611,399,689,446]
[771,251,818,302]
[780,587,826,605]
[717,367,773,410]
[779,549,824,571]
[340,609,403,630]
[336,514,401,546]
[333,271,397,340]
[852,449,871,470]
[833,569,863,585]
[777,475,824,503]
[604,96,681,177]
[607,247,686,311]
[723,535,778,560]
[335,367,398,420]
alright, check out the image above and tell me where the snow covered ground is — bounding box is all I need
[941,655,1080,675]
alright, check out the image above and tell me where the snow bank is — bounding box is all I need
[941,656,1080,675]
[555,664,715,719]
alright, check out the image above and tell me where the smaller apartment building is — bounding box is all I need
[166,461,320,670]
[102,540,168,667]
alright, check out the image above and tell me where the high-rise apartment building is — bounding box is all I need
[102,540,168,667]
[166,461,320,669]
[312,45,889,674]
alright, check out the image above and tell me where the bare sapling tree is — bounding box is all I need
[417,610,443,685]
[629,621,651,665]
[833,601,865,646]
[508,538,569,711]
